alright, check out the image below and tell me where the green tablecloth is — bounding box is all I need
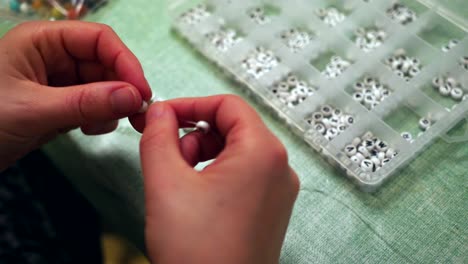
[2,0,468,262]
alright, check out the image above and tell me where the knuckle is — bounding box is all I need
[223,94,248,107]
[65,89,95,123]
[98,23,116,35]
[268,140,289,166]
[290,172,301,197]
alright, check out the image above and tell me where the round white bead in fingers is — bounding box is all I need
[138,101,149,114]
[196,121,211,134]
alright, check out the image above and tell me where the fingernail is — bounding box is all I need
[110,87,137,114]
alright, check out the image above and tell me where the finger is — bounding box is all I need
[81,120,119,135]
[129,112,146,133]
[37,81,142,130]
[10,21,152,100]
[164,95,285,175]
[165,95,266,137]
[180,131,225,167]
[140,102,190,182]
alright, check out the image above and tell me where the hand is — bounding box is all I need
[0,21,152,171]
[139,95,299,264]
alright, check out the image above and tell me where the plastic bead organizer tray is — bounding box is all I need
[171,0,468,191]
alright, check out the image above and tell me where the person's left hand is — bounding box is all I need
[0,21,152,171]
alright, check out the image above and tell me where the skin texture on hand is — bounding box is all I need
[0,21,152,171]
[139,95,300,264]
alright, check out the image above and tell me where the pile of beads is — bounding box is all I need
[180,4,211,25]
[354,27,387,52]
[384,49,421,81]
[247,7,271,25]
[352,76,392,109]
[271,74,315,108]
[386,2,417,25]
[316,7,346,27]
[306,105,355,141]
[280,28,313,53]
[242,47,279,79]
[321,55,352,79]
[431,76,465,101]
[441,39,459,53]
[8,0,106,20]
[206,28,242,52]
[459,56,468,71]
[344,131,398,173]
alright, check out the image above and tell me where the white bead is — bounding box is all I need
[345,145,357,157]
[322,118,332,129]
[314,123,326,134]
[432,77,441,88]
[354,82,364,91]
[327,128,339,139]
[196,121,210,134]
[450,87,464,101]
[333,108,343,117]
[439,85,451,96]
[329,116,340,127]
[376,140,389,152]
[363,139,375,150]
[350,155,360,164]
[401,132,413,141]
[287,75,299,86]
[278,82,289,92]
[377,152,386,160]
[371,156,381,166]
[362,131,374,140]
[385,148,394,159]
[446,77,457,87]
[353,92,364,103]
[364,94,376,106]
[419,117,431,131]
[312,112,323,122]
[360,159,375,172]
[355,153,365,163]
[321,105,333,117]
[358,146,370,157]
[344,115,355,126]
[352,137,362,146]
[138,101,149,114]
[338,124,347,132]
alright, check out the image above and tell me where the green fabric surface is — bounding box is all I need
[2,0,468,262]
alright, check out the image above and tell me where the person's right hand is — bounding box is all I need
[138,95,300,264]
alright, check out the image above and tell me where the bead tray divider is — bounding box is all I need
[171,0,468,191]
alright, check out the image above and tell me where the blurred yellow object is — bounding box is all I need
[102,233,149,264]
[50,7,65,20]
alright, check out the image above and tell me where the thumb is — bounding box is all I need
[40,81,143,130]
[140,102,190,188]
